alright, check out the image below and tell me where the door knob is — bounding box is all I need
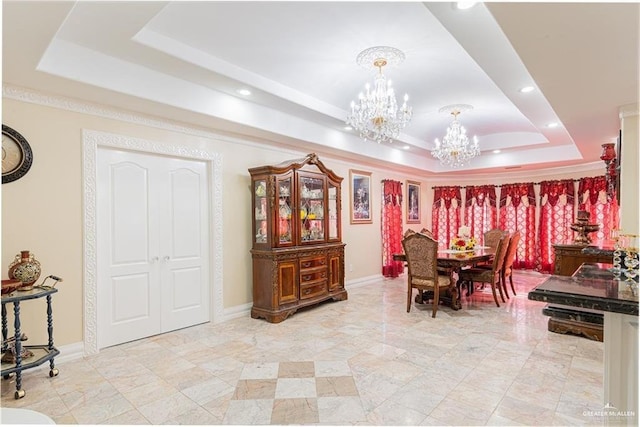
[150,256,159,263]
[163,256,170,261]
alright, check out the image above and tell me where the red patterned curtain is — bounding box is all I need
[498,183,537,269]
[381,180,404,277]
[578,176,619,242]
[432,186,462,250]
[464,185,497,245]
[538,179,575,273]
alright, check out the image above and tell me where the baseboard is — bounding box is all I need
[345,274,384,289]
[216,275,383,322]
[22,341,85,372]
[221,302,253,322]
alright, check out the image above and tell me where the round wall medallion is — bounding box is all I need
[2,125,33,184]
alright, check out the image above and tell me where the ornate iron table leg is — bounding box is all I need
[46,295,58,377]
[13,301,25,398]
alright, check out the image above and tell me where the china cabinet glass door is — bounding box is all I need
[328,183,339,240]
[277,176,293,244]
[299,175,325,242]
[254,179,268,244]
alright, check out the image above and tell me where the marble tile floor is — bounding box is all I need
[1,272,610,425]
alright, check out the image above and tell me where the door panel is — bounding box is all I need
[162,159,209,331]
[111,273,153,323]
[169,168,202,258]
[278,262,297,305]
[171,267,203,309]
[111,163,151,264]
[98,150,161,348]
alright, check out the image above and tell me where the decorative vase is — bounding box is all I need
[8,250,41,291]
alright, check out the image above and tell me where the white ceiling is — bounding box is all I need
[2,1,638,176]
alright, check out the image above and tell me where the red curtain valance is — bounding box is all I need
[578,175,607,206]
[465,185,497,207]
[433,186,461,210]
[499,182,536,208]
[539,179,575,207]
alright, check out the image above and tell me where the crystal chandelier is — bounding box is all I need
[346,46,412,144]
[431,104,479,168]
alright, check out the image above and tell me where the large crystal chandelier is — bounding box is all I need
[346,46,412,144]
[431,104,480,168]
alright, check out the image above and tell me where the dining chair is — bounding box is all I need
[420,228,434,238]
[473,228,507,269]
[484,228,508,249]
[404,228,416,238]
[401,232,452,317]
[501,230,521,298]
[458,233,510,307]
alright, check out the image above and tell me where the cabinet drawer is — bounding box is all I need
[300,281,328,300]
[300,269,327,284]
[299,256,326,269]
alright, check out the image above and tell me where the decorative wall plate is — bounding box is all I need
[2,125,33,184]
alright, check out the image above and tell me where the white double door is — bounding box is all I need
[97,147,210,349]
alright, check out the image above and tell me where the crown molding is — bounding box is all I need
[427,161,603,186]
[3,83,610,181]
[1,84,300,156]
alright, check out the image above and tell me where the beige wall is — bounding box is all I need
[1,94,622,349]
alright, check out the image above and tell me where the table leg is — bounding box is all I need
[1,303,7,353]
[13,301,25,398]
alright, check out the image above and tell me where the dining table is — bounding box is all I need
[393,246,495,310]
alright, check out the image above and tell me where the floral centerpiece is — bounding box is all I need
[450,225,476,251]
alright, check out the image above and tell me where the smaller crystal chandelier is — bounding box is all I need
[346,46,412,144]
[431,104,479,168]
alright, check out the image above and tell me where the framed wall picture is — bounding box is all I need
[350,169,372,224]
[406,180,421,224]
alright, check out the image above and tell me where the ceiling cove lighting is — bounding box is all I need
[431,104,479,168]
[346,46,412,144]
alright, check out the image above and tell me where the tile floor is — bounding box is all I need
[1,272,610,425]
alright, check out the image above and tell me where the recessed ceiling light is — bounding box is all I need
[236,88,251,96]
[402,145,410,150]
[456,1,477,10]
[519,86,534,93]
[344,125,353,131]
[547,122,559,128]
[492,149,501,154]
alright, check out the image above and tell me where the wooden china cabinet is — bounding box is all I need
[249,153,347,323]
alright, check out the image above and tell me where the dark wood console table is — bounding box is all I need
[546,244,614,341]
[552,243,613,276]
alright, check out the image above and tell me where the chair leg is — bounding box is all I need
[501,271,510,299]
[489,279,501,307]
[496,275,506,303]
[407,286,412,313]
[432,288,439,318]
[509,273,516,296]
